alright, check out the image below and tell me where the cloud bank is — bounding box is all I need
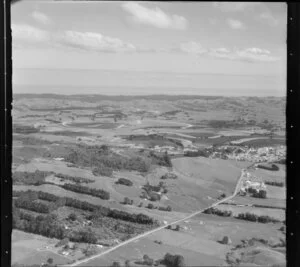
[12,24,280,62]
[122,2,188,30]
[179,41,280,62]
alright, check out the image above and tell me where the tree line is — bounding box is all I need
[60,183,110,200]
[13,190,155,225]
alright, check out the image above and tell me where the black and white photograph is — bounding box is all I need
[10,1,287,266]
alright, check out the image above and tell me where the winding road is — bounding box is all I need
[66,168,247,266]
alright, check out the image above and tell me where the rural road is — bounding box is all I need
[66,168,247,267]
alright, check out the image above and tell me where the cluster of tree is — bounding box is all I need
[208,120,244,129]
[12,171,52,185]
[161,110,182,117]
[61,183,110,200]
[146,203,155,209]
[247,188,267,199]
[158,205,172,212]
[13,191,68,213]
[141,254,155,266]
[236,212,280,223]
[162,253,186,267]
[55,237,69,247]
[64,197,108,213]
[265,181,284,187]
[14,198,54,214]
[257,163,279,171]
[55,173,94,183]
[13,209,65,240]
[65,144,152,173]
[203,207,232,217]
[69,228,98,244]
[143,183,161,193]
[184,149,210,157]
[165,225,180,231]
[13,205,101,244]
[148,192,161,202]
[14,190,155,226]
[142,181,167,201]
[115,178,133,186]
[122,197,134,205]
[13,124,40,134]
[108,209,154,225]
[147,151,172,167]
[92,164,113,177]
[126,134,164,141]
[218,193,227,200]
[160,173,178,180]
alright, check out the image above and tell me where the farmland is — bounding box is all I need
[12,95,286,267]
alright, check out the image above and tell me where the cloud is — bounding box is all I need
[12,23,137,53]
[179,42,280,62]
[259,12,279,26]
[32,11,52,25]
[57,31,136,53]
[213,2,261,12]
[12,24,50,44]
[211,47,280,62]
[122,2,188,30]
[179,41,207,54]
[227,19,245,30]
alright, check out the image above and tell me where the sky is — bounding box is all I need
[12,1,287,96]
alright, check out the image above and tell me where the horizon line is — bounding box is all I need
[13,67,282,78]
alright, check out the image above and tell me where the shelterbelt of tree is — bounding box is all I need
[13,190,156,225]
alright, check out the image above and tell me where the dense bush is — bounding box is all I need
[92,165,113,177]
[13,208,65,239]
[14,198,53,214]
[123,197,133,205]
[149,192,161,202]
[66,145,151,173]
[13,124,40,134]
[160,173,178,180]
[257,163,279,171]
[252,189,267,199]
[61,183,110,200]
[116,178,133,186]
[148,151,172,167]
[147,203,154,209]
[14,190,155,225]
[203,208,232,217]
[184,149,209,157]
[108,209,154,224]
[163,253,186,267]
[55,173,94,183]
[13,171,52,185]
[236,212,280,223]
[143,183,161,193]
[143,254,154,266]
[265,181,284,187]
[158,205,172,212]
[69,228,97,243]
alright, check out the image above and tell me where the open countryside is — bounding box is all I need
[12,95,286,267]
